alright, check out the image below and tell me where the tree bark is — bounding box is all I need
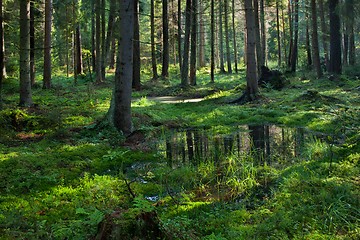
[150,0,158,80]
[75,25,83,75]
[260,0,266,66]
[0,0,3,105]
[104,0,116,69]
[91,0,96,71]
[224,0,232,73]
[100,0,106,80]
[111,0,134,136]
[177,0,182,71]
[43,0,52,89]
[253,0,263,73]
[30,1,35,86]
[276,0,281,67]
[305,13,312,67]
[210,0,215,82]
[19,0,33,106]
[319,0,329,71]
[290,0,299,72]
[329,0,342,74]
[132,0,141,90]
[189,0,197,85]
[161,0,169,79]
[95,0,103,83]
[198,0,206,68]
[231,0,238,73]
[180,0,191,86]
[311,0,322,78]
[218,0,226,73]
[244,0,258,100]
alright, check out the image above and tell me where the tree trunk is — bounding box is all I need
[95,0,103,83]
[231,0,238,73]
[253,0,263,73]
[189,0,197,85]
[198,0,206,68]
[109,38,116,69]
[244,0,258,100]
[276,0,281,67]
[104,0,116,69]
[329,0,342,74]
[91,0,96,71]
[100,0,106,80]
[30,1,35,86]
[177,0,182,71]
[311,0,322,78]
[110,0,134,136]
[75,25,83,75]
[43,0,52,89]
[132,0,141,90]
[218,0,226,73]
[224,0,232,73]
[19,0,33,106]
[210,0,215,82]
[0,0,3,106]
[349,24,355,65]
[287,0,293,68]
[161,0,169,79]
[319,0,329,71]
[306,14,312,67]
[180,0,191,86]
[150,0,158,80]
[260,0,266,66]
[290,0,298,72]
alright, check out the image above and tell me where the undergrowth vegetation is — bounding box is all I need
[0,67,359,239]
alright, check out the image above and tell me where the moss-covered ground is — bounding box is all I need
[0,67,359,239]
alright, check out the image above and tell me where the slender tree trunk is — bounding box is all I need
[95,0,103,83]
[311,0,322,78]
[231,0,238,73]
[104,0,116,69]
[100,0,106,80]
[260,0,266,66]
[343,24,348,66]
[19,0,33,106]
[329,0,342,74]
[75,25,83,75]
[253,0,262,73]
[91,0,96,71]
[287,0,293,68]
[319,0,329,71]
[224,0,232,73]
[210,0,215,82]
[43,0,52,88]
[109,38,116,69]
[150,0,158,80]
[177,0,182,71]
[133,0,141,90]
[180,0,192,86]
[30,1,35,86]
[218,0,226,73]
[0,0,3,106]
[306,14,312,67]
[245,0,258,100]
[349,24,355,65]
[198,0,206,68]
[111,0,134,135]
[161,0,169,79]
[189,0,197,85]
[276,0,281,67]
[290,0,299,72]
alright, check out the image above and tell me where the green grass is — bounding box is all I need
[0,67,359,239]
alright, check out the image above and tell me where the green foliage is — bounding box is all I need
[0,69,359,239]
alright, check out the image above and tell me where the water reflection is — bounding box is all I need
[157,125,311,168]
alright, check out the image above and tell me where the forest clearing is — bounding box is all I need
[0,0,359,239]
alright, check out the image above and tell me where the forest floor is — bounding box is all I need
[0,67,359,239]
